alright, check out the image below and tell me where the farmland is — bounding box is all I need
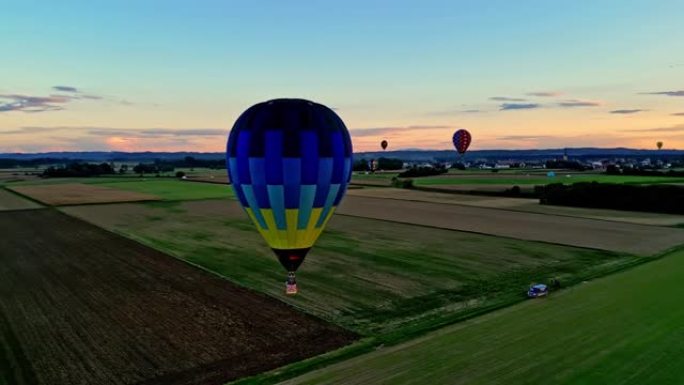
[337,195,684,255]
[0,188,41,211]
[0,209,355,385]
[99,180,233,201]
[278,248,684,385]
[348,187,684,226]
[63,198,637,334]
[412,173,684,186]
[8,183,160,205]
[4,174,684,384]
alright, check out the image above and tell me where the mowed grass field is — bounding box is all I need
[98,180,232,201]
[6,178,233,203]
[62,198,637,334]
[278,248,684,385]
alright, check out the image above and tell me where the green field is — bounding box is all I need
[62,198,637,335]
[276,248,684,385]
[413,174,684,186]
[99,180,233,201]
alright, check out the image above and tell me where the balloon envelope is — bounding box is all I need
[381,140,388,150]
[452,129,472,154]
[226,99,353,272]
[657,141,663,150]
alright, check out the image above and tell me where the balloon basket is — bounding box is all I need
[286,282,298,295]
[286,272,298,295]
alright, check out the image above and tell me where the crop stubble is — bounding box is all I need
[0,209,355,385]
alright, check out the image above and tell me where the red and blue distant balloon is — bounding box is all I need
[452,129,472,155]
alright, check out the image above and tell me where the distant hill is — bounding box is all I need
[0,148,681,163]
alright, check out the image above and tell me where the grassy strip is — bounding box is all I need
[229,248,668,385]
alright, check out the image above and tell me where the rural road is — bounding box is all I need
[338,196,684,255]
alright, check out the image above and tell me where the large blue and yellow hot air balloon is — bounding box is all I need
[226,99,353,294]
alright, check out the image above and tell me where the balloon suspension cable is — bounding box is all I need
[286,271,298,295]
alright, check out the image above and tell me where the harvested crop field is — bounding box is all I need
[98,180,232,201]
[0,209,356,385]
[348,188,684,226]
[62,199,635,334]
[0,188,41,211]
[8,183,159,205]
[337,196,684,255]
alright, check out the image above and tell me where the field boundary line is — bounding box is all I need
[0,185,46,208]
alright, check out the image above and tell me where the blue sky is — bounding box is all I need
[1,0,683,152]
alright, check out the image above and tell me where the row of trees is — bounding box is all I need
[538,182,684,214]
[606,165,684,177]
[42,162,116,177]
[352,157,404,172]
[398,165,448,178]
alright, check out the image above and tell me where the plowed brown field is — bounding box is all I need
[0,209,355,385]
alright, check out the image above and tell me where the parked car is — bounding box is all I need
[527,284,549,298]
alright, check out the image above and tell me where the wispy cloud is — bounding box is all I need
[0,85,108,113]
[88,127,227,137]
[351,125,448,137]
[0,94,70,113]
[672,112,684,116]
[641,90,684,97]
[53,85,79,93]
[557,99,602,107]
[0,126,68,135]
[1,126,228,137]
[490,96,527,102]
[526,91,562,97]
[499,103,540,111]
[623,124,684,133]
[425,108,483,116]
[610,109,644,114]
[497,135,553,140]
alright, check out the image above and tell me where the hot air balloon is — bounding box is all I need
[381,140,388,150]
[452,129,472,156]
[657,141,663,150]
[226,99,353,295]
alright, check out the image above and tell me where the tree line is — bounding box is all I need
[538,182,684,214]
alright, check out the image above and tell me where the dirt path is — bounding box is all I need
[338,195,684,255]
[0,209,355,385]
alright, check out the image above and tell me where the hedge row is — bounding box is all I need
[538,182,684,214]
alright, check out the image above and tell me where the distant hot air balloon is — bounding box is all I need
[381,140,388,150]
[657,141,663,150]
[226,99,353,295]
[452,129,472,155]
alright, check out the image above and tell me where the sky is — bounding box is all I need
[1,0,683,153]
